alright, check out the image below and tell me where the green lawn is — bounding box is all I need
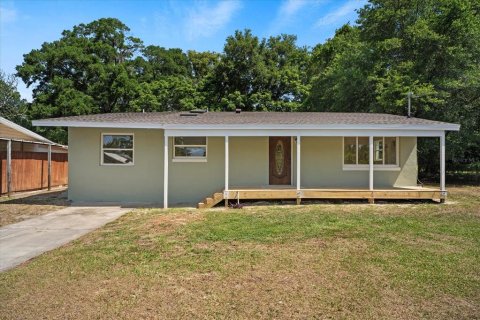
[1,186,479,319]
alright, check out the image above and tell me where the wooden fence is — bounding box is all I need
[0,151,68,195]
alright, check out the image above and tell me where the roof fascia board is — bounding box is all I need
[163,123,460,131]
[32,120,164,129]
[165,129,446,137]
[32,120,460,132]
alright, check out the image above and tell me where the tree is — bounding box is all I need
[305,25,375,112]
[131,76,196,112]
[187,50,220,83]
[134,46,191,81]
[208,29,309,111]
[16,18,143,143]
[0,71,28,127]
[14,5,479,174]
[262,34,310,111]
[357,0,480,177]
[306,0,480,178]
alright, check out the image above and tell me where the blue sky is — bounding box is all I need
[0,0,367,101]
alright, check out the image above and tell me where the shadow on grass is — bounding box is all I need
[1,190,70,207]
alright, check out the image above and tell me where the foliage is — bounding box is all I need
[13,1,480,171]
[0,71,29,127]
[307,0,480,174]
[305,25,375,112]
[16,18,143,142]
[208,30,310,111]
[131,76,196,112]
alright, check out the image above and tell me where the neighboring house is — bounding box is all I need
[32,111,459,208]
[0,117,68,195]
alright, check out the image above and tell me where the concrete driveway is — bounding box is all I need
[0,206,130,272]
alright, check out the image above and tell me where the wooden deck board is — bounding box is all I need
[198,187,444,208]
[224,187,443,201]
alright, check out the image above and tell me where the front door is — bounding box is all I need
[269,137,291,185]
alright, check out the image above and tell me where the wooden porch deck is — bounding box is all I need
[197,186,445,209]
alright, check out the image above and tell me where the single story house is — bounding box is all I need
[1,116,68,195]
[32,111,460,208]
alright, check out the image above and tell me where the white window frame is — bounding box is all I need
[342,136,400,171]
[172,136,208,162]
[374,138,383,162]
[100,133,135,166]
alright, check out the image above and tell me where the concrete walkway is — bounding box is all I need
[0,206,131,272]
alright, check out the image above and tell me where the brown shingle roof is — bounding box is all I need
[33,111,459,128]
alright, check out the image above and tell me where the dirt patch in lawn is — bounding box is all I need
[0,189,70,227]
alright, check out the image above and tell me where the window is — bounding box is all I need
[384,137,397,165]
[101,134,134,165]
[358,137,369,164]
[374,137,383,164]
[343,137,356,164]
[173,137,207,161]
[343,137,399,169]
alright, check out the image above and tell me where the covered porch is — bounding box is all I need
[163,127,448,209]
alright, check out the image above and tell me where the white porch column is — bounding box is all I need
[369,136,374,191]
[296,135,301,190]
[224,136,229,208]
[163,135,169,209]
[440,132,446,192]
[296,135,301,205]
[6,139,12,196]
[225,136,229,191]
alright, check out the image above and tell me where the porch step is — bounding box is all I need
[197,192,224,209]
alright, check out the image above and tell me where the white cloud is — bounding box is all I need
[267,0,322,36]
[279,0,309,18]
[315,0,365,27]
[185,0,243,40]
[0,5,17,24]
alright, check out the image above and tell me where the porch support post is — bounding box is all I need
[296,135,301,205]
[368,136,374,203]
[47,144,52,191]
[163,135,168,209]
[6,139,12,197]
[440,132,446,203]
[224,136,229,208]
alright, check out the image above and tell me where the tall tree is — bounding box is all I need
[0,71,28,127]
[134,46,191,81]
[188,50,220,83]
[209,30,309,111]
[305,25,375,112]
[131,46,198,112]
[131,76,196,112]
[358,0,480,175]
[306,0,480,177]
[16,18,143,142]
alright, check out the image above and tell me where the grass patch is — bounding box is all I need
[0,189,69,227]
[0,186,479,319]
